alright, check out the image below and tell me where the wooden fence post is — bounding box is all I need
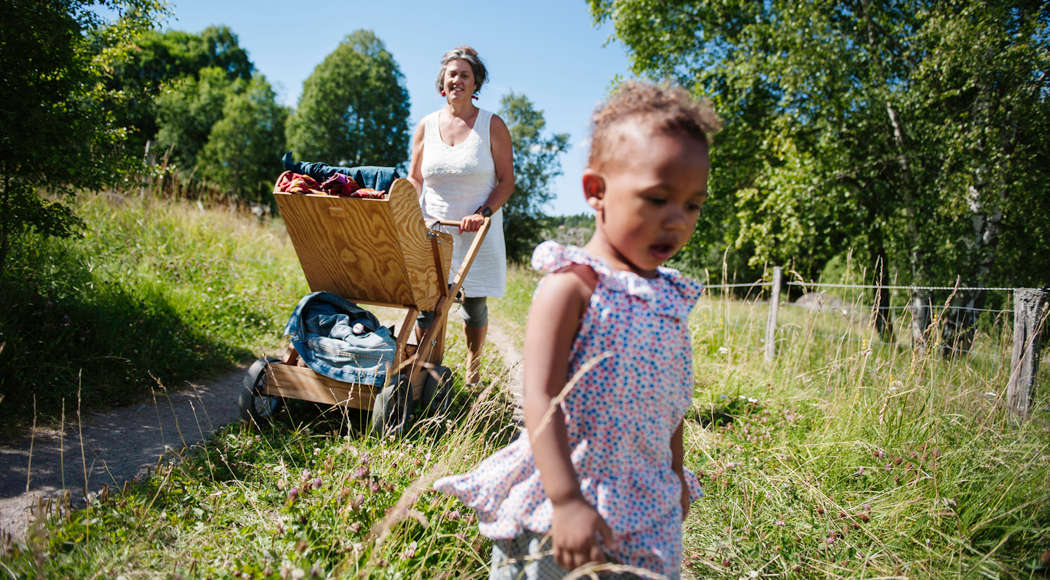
[1007,288,1049,418]
[765,266,783,362]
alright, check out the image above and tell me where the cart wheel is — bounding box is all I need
[370,374,412,438]
[239,357,284,423]
[421,365,453,417]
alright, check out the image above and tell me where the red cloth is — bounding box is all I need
[320,173,361,197]
[276,172,322,194]
[350,188,385,199]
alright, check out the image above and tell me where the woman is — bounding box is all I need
[407,46,514,386]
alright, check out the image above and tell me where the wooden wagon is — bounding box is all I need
[238,173,490,436]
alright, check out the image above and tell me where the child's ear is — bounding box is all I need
[582,170,605,212]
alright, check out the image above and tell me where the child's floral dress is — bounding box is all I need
[434,241,704,576]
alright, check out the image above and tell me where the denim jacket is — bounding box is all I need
[283,291,396,386]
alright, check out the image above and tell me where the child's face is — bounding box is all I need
[584,122,710,277]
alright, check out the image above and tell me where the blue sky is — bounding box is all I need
[150,0,634,216]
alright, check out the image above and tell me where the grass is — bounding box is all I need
[0,191,309,428]
[2,197,1049,578]
[682,286,1050,578]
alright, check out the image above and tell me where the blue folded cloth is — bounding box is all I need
[283,291,396,386]
[282,152,400,193]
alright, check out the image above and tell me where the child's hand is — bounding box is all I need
[551,497,615,571]
[678,471,691,520]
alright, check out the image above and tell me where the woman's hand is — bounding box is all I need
[459,212,486,233]
[551,497,615,571]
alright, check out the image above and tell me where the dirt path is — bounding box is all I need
[0,314,525,542]
[486,321,524,425]
[0,368,249,541]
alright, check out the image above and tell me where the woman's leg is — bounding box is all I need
[464,323,488,384]
[462,297,489,384]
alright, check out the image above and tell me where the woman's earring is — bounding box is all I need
[441,90,446,97]
[471,93,479,101]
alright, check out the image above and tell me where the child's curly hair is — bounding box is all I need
[588,81,721,171]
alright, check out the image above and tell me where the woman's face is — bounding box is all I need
[443,59,477,101]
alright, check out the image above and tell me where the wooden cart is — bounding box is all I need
[238,174,490,436]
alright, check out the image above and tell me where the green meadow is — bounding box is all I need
[1,195,1048,579]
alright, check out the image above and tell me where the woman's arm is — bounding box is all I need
[406,119,427,197]
[459,114,514,233]
[524,265,613,570]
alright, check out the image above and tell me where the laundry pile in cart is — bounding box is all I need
[277,152,401,199]
[275,171,387,198]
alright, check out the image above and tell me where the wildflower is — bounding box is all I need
[855,466,865,476]
[447,510,461,521]
[884,464,892,472]
[287,488,299,505]
[360,453,371,466]
[353,466,370,480]
[775,519,785,526]
[370,481,380,493]
[291,568,305,580]
[349,521,362,533]
[278,479,288,491]
[750,572,759,578]
[401,541,418,560]
[826,536,835,545]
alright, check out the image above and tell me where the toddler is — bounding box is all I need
[434,81,720,579]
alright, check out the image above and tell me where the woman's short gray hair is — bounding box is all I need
[435,46,487,95]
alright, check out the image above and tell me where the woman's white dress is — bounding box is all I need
[420,108,506,299]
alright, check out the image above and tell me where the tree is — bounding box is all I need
[197,75,289,202]
[0,0,165,273]
[590,0,1050,342]
[498,92,571,262]
[105,25,254,152]
[154,67,241,173]
[286,30,410,169]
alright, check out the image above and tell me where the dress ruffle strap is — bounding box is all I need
[531,241,704,320]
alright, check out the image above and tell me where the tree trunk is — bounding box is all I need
[909,288,932,353]
[870,248,893,338]
[0,165,10,275]
[941,289,987,357]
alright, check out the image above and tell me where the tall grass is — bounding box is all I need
[0,192,308,428]
[685,280,1050,577]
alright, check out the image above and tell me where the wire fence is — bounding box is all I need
[692,268,1048,416]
